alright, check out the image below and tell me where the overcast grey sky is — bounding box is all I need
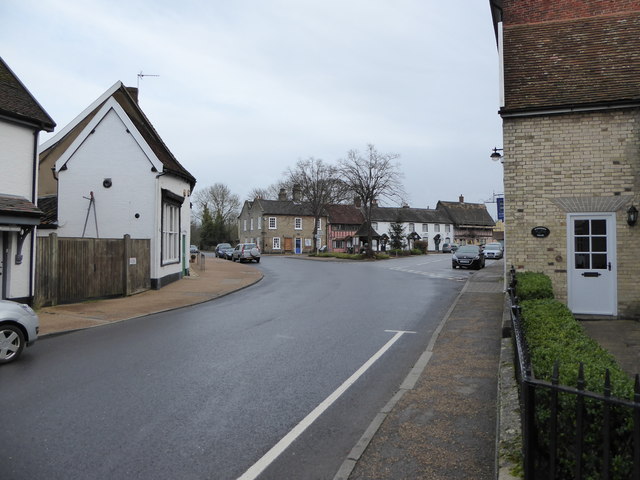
[2,0,503,213]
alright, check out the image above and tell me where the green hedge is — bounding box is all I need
[517,289,635,479]
[515,271,554,301]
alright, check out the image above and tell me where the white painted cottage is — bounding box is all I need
[0,57,56,302]
[38,81,196,289]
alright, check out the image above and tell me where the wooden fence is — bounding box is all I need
[35,234,150,307]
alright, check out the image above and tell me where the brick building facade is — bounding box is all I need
[491,1,640,318]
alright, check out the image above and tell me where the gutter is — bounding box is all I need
[500,100,640,119]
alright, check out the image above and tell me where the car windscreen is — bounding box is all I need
[457,246,479,254]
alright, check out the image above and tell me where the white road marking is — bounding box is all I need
[237,330,415,480]
[388,266,468,282]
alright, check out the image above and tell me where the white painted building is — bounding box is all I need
[0,57,56,302]
[369,205,455,251]
[38,82,196,289]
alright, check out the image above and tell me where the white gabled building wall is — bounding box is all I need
[52,98,191,288]
[0,122,39,299]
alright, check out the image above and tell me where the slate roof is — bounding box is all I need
[253,199,316,216]
[0,194,42,219]
[39,82,195,188]
[37,194,58,227]
[370,206,451,224]
[0,56,55,131]
[354,222,381,238]
[502,12,640,113]
[436,201,495,227]
[325,204,364,225]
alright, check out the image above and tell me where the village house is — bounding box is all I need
[435,196,495,246]
[0,57,55,303]
[490,1,640,317]
[38,81,196,291]
[237,187,327,254]
[325,203,363,253]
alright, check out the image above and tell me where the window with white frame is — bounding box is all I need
[408,223,415,232]
[258,216,262,229]
[250,218,254,231]
[161,190,182,265]
[273,237,281,249]
[445,224,450,233]
[295,218,302,230]
[317,218,322,231]
[422,224,428,232]
[243,219,247,231]
[434,224,441,232]
[269,217,277,229]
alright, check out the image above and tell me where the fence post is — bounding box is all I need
[550,361,559,479]
[123,234,131,296]
[634,374,639,480]
[50,232,59,306]
[575,363,586,479]
[602,369,612,480]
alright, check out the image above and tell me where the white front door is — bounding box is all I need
[567,214,617,315]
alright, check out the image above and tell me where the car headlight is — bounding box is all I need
[18,303,35,316]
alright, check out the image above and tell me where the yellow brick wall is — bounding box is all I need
[503,108,640,318]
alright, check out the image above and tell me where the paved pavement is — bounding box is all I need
[37,255,263,336]
[34,254,640,479]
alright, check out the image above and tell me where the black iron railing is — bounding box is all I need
[507,266,640,479]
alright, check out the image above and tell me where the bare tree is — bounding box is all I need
[286,157,348,251]
[193,183,241,223]
[246,181,292,201]
[192,183,241,244]
[339,144,405,257]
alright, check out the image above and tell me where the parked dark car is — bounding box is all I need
[442,243,459,253]
[215,243,233,258]
[452,245,485,270]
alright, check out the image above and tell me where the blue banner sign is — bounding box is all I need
[497,197,504,221]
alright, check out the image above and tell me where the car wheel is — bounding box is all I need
[255,258,260,263]
[0,324,25,364]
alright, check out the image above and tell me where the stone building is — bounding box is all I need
[490,1,640,317]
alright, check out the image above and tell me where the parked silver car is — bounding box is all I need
[232,243,261,263]
[0,299,39,364]
[483,242,504,259]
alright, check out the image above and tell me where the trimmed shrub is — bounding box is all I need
[413,240,428,254]
[515,271,554,301]
[519,298,635,479]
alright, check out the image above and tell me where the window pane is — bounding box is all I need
[592,254,607,269]
[591,237,606,252]
[575,254,590,269]
[574,220,589,235]
[575,237,589,252]
[591,220,606,235]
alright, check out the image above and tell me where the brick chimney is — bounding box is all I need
[354,197,361,208]
[459,194,464,203]
[292,184,301,202]
[125,87,139,104]
[278,188,287,201]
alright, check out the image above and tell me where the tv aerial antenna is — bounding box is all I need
[137,71,159,89]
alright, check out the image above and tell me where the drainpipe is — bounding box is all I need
[29,129,39,302]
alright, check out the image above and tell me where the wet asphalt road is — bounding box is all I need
[0,254,476,480]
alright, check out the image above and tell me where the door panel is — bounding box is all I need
[567,214,617,315]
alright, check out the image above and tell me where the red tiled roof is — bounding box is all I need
[503,12,640,113]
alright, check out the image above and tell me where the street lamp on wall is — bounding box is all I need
[490,147,504,162]
[627,205,638,226]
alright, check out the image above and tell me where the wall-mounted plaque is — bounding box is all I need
[531,226,550,238]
